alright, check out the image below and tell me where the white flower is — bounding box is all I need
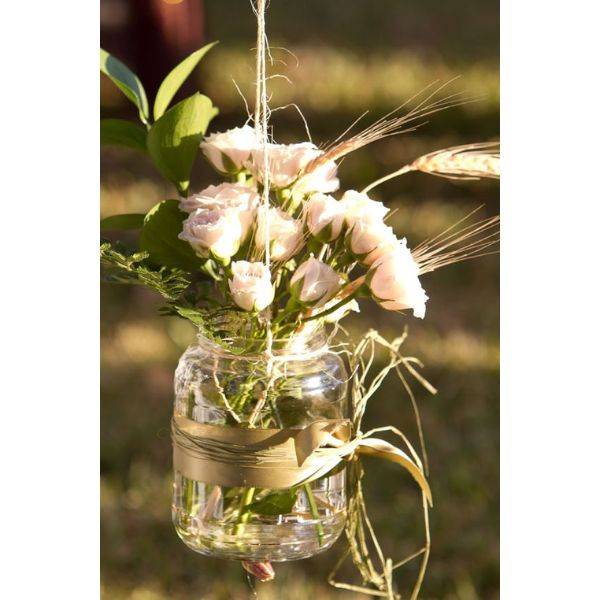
[348,218,400,265]
[292,160,340,195]
[228,261,274,312]
[179,183,259,242]
[306,193,345,242]
[178,208,243,262]
[179,183,258,213]
[323,298,360,323]
[366,242,428,318]
[290,257,342,306]
[340,190,389,228]
[255,207,304,262]
[249,142,321,188]
[200,126,258,174]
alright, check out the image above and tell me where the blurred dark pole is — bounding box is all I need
[101,0,205,99]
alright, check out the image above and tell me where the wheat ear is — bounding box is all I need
[303,80,478,175]
[362,141,500,194]
[412,206,500,274]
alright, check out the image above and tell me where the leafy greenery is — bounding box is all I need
[100,48,149,124]
[146,93,218,195]
[153,42,219,121]
[100,119,147,152]
[244,489,298,516]
[100,213,146,231]
[139,200,202,271]
[100,242,190,301]
[100,46,220,196]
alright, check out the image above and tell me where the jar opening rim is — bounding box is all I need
[195,325,329,359]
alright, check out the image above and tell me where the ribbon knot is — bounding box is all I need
[171,416,431,506]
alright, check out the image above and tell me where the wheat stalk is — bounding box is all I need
[303,80,477,175]
[362,141,500,194]
[412,141,499,180]
[412,207,500,274]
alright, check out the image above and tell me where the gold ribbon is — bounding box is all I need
[171,416,432,505]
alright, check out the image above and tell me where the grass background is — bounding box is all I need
[101,1,499,598]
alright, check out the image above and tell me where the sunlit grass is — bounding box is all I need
[101,47,499,119]
[100,180,171,218]
[202,46,498,116]
[101,320,178,367]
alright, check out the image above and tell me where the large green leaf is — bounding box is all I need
[153,41,218,121]
[140,200,201,271]
[146,93,218,194]
[100,213,146,231]
[100,119,147,152]
[100,48,149,124]
[245,490,298,516]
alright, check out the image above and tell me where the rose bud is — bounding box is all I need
[249,142,321,189]
[242,560,275,582]
[290,257,342,307]
[228,261,275,312]
[200,126,258,174]
[179,183,259,242]
[255,207,304,262]
[292,159,340,196]
[178,207,244,263]
[366,242,428,318]
[306,193,345,242]
[340,190,389,229]
[347,217,400,265]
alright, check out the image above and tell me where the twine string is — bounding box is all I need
[249,0,274,425]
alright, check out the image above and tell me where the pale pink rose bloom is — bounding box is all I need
[200,126,258,174]
[179,183,259,242]
[178,208,243,261]
[305,193,345,242]
[290,257,342,306]
[367,241,428,318]
[292,159,340,195]
[255,207,304,262]
[340,190,389,228]
[348,217,400,265]
[228,261,274,312]
[249,142,321,188]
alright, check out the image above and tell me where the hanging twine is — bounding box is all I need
[247,0,275,426]
[253,0,271,273]
[216,5,433,597]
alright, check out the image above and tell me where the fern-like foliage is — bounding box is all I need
[101,242,233,330]
[100,242,190,301]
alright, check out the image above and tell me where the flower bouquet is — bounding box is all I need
[100,10,499,596]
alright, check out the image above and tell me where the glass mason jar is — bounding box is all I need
[171,326,349,561]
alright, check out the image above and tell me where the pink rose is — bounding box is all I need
[367,242,428,318]
[228,261,274,312]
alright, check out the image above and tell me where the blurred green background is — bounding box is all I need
[101,1,499,598]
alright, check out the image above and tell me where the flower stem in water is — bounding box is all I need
[303,483,324,546]
[234,487,256,537]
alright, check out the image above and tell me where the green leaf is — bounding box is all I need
[154,41,218,121]
[140,199,201,271]
[245,490,298,516]
[100,48,149,124]
[168,305,207,326]
[147,93,218,194]
[100,119,147,152]
[100,213,146,231]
